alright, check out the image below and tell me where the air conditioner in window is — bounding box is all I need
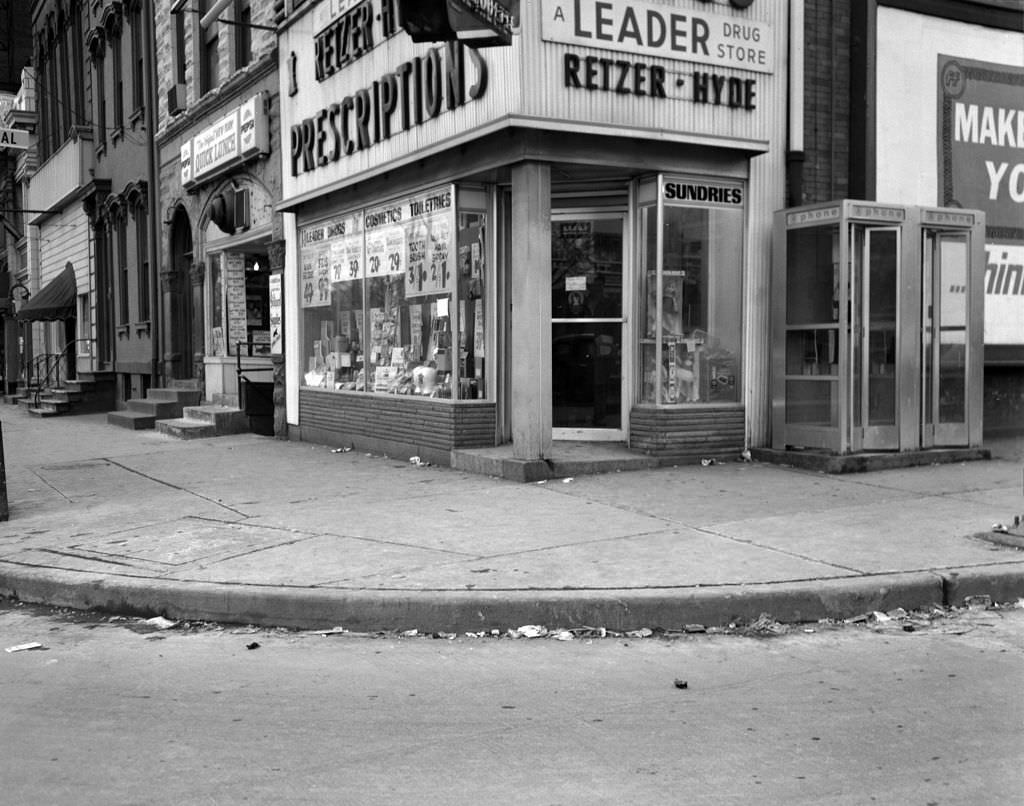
[167,83,186,115]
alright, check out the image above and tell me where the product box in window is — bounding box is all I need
[705,357,737,402]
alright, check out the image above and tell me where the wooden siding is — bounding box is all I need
[298,389,497,465]
[629,406,746,464]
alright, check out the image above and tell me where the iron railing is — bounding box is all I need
[25,339,92,408]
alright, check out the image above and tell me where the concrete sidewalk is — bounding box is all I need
[1,406,1023,632]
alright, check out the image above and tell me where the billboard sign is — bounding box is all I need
[938,55,1024,345]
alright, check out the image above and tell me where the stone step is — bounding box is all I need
[33,396,74,415]
[154,419,218,440]
[125,398,187,419]
[45,389,84,405]
[180,404,249,434]
[155,405,249,440]
[26,406,63,418]
[147,388,203,405]
[107,410,157,430]
[17,396,45,412]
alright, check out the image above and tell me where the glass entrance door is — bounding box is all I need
[851,226,899,451]
[922,231,969,446]
[551,214,626,440]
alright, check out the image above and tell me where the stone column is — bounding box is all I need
[159,267,176,382]
[190,261,205,393]
[510,161,552,461]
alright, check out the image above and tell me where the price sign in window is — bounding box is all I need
[298,184,480,398]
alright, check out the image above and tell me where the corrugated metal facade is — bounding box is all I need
[280,0,791,457]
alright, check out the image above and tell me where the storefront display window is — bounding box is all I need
[640,178,744,405]
[298,185,487,401]
[208,251,271,357]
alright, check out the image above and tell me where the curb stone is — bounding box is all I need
[0,564,968,633]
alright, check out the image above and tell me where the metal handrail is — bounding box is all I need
[27,339,92,408]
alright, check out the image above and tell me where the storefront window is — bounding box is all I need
[209,253,224,355]
[640,180,744,404]
[208,251,271,356]
[245,258,270,354]
[299,185,487,400]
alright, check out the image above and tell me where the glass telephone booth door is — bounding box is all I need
[851,225,899,451]
[772,201,984,455]
[922,229,971,447]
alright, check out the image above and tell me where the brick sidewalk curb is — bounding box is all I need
[5,564,1022,632]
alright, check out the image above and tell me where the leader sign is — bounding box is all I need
[541,0,772,73]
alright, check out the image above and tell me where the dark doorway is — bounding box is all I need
[169,207,194,379]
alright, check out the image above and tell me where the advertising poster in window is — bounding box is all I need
[328,213,364,283]
[299,223,331,308]
[364,202,405,281]
[299,186,456,307]
[404,186,455,299]
[225,253,248,350]
[938,55,1024,345]
[269,273,282,355]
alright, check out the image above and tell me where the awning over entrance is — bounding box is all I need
[17,264,77,321]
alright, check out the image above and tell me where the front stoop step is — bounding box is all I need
[25,397,73,416]
[106,410,157,430]
[107,388,203,431]
[155,405,249,440]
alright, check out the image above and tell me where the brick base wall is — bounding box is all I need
[298,389,498,466]
[629,406,746,464]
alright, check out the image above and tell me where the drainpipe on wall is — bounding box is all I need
[143,0,161,388]
[786,0,805,207]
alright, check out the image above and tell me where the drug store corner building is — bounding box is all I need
[277,0,790,476]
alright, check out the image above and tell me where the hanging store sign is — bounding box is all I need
[298,185,456,308]
[540,0,773,74]
[0,127,30,150]
[447,0,518,45]
[180,93,270,190]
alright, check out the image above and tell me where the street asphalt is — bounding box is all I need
[1,404,1023,632]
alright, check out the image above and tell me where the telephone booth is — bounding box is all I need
[771,201,985,455]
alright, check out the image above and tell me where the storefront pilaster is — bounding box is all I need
[510,161,552,460]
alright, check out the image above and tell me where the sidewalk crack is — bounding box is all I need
[104,458,249,517]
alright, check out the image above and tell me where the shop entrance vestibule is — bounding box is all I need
[551,213,628,440]
[772,201,984,456]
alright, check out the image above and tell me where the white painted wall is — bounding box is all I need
[875,8,1023,206]
[876,8,1024,347]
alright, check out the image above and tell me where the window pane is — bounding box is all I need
[786,226,839,325]
[456,211,486,399]
[136,209,150,321]
[785,380,837,426]
[235,0,252,70]
[298,187,483,400]
[640,199,742,404]
[209,254,224,355]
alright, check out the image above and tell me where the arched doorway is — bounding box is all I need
[169,207,194,379]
